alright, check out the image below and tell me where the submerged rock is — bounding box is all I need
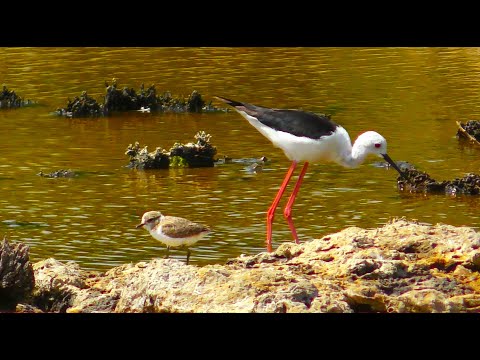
[126,131,217,169]
[397,168,480,195]
[10,218,480,313]
[37,169,77,178]
[0,238,35,311]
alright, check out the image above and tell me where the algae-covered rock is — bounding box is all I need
[126,131,217,169]
[125,142,171,169]
[397,168,480,195]
[169,131,217,167]
[55,79,227,117]
[55,91,103,117]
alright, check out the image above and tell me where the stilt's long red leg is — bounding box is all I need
[266,160,298,252]
[283,162,309,243]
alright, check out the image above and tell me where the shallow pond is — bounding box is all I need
[1,47,479,271]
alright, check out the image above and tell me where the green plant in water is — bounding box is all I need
[170,156,189,168]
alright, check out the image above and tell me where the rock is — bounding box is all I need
[31,258,99,312]
[186,90,205,113]
[15,303,43,313]
[0,85,36,109]
[169,131,217,168]
[58,91,103,117]
[9,218,480,313]
[54,80,228,117]
[126,131,217,169]
[0,238,35,311]
[457,120,480,144]
[125,142,170,169]
[37,169,77,178]
[397,168,480,195]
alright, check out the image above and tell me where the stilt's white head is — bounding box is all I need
[353,131,405,177]
[354,131,388,157]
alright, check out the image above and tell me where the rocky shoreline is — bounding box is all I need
[2,218,480,313]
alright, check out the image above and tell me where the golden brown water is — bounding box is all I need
[1,47,480,271]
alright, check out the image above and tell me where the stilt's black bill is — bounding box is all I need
[136,223,145,228]
[382,154,407,179]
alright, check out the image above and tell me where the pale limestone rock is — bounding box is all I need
[20,218,480,313]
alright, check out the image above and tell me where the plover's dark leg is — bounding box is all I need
[164,246,170,259]
[186,248,191,265]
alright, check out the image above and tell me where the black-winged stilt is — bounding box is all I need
[215,96,405,253]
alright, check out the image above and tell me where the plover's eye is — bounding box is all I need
[374,143,381,148]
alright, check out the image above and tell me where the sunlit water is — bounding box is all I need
[1,47,479,271]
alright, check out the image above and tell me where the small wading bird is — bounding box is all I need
[215,96,405,252]
[136,211,211,264]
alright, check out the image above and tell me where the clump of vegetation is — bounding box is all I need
[125,131,217,169]
[397,168,480,195]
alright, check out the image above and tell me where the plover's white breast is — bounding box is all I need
[149,227,208,247]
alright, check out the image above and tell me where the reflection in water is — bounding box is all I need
[0,47,480,271]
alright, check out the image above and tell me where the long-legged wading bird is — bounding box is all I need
[136,210,211,264]
[215,96,405,252]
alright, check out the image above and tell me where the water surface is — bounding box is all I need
[1,47,479,271]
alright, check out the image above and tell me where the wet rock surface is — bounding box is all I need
[12,218,480,313]
[397,168,480,195]
[457,120,480,145]
[0,238,35,311]
[126,131,217,169]
[54,79,228,117]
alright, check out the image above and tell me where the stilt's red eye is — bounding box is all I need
[374,143,381,148]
